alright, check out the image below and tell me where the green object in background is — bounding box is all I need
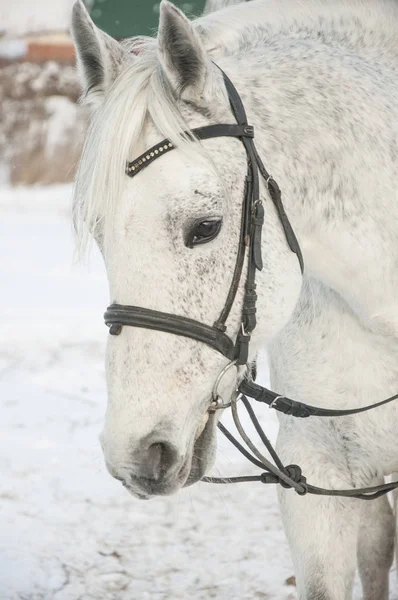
[88,0,207,39]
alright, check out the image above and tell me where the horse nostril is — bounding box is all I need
[146,442,163,480]
[145,441,179,481]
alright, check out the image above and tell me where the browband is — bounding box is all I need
[126,124,254,177]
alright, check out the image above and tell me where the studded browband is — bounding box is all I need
[125,124,255,178]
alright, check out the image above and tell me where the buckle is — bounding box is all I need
[241,322,251,337]
[243,125,254,137]
[269,395,285,409]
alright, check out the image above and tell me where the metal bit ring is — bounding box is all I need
[209,360,238,412]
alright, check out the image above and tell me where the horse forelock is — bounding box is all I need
[72,38,211,257]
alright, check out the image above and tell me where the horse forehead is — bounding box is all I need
[129,130,244,201]
[128,151,222,208]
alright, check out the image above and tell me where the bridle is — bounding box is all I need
[104,66,398,500]
[105,68,303,366]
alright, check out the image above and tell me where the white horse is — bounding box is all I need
[71,0,398,598]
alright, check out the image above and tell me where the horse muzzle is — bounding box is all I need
[104,412,218,498]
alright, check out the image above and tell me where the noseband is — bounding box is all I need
[104,66,398,500]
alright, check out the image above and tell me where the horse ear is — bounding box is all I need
[71,0,126,108]
[157,0,208,96]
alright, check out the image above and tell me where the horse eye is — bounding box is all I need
[186,218,222,248]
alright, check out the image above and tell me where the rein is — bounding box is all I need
[204,406,398,501]
[104,65,398,501]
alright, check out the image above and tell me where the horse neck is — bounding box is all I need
[212,1,398,333]
[211,1,395,236]
[200,0,396,54]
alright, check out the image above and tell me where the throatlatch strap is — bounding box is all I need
[221,69,304,274]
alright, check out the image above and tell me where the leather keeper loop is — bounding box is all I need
[252,202,264,271]
[235,332,251,365]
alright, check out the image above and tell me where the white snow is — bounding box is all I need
[0,39,28,60]
[1,0,75,36]
[0,184,394,599]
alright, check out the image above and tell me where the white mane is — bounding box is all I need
[73,40,197,254]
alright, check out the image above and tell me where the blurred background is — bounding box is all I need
[0,0,226,186]
[0,1,303,599]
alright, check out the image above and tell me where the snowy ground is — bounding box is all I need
[0,185,394,600]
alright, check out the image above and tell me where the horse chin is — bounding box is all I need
[184,412,218,488]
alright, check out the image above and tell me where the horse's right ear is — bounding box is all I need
[71,0,127,109]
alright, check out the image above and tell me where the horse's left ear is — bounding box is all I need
[157,0,209,96]
[71,0,127,109]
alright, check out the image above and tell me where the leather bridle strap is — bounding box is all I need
[126,123,254,176]
[238,378,398,418]
[103,63,398,501]
[202,394,398,500]
[104,304,236,360]
[107,66,304,368]
[221,71,304,274]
